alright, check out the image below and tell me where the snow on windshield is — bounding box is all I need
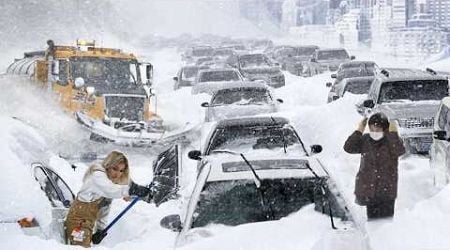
[379,80,448,102]
[207,125,306,155]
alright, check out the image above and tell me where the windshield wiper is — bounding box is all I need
[210,150,274,220]
[270,117,287,154]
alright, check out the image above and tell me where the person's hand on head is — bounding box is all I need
[357,118,368,133]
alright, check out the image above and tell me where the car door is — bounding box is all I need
[431,103,450,186]
[152,144,181,206]
[32,163,75,208]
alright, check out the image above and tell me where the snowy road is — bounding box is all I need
[0,46,449,250]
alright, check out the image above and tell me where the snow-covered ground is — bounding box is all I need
[1,44,450,250]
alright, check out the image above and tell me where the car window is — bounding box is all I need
[317,50,349,60]
[207,125,306,155]
[199,71,241,82]
[239,55,271,68]
[33,164,74,208]
[295,47,317,56]
[344,80,373,95]
[191,178,318,228]
[192,47,214,57]
[379,80,449,103]
[211,88,270,105]
[182,67,199,80]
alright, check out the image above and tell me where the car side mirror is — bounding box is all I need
[146,64,153,81]
[276,98,283,103]
[310,145,323,154]
[160,214,182,232]
[363,99,375,108]
[434,130,447,140]
[350,55,356,60]
[188,150,202,161]
[173,76,178,81]
[331,74,337,79]
[326,82,332,87]
[201,102,209,107]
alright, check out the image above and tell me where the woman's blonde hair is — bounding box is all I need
[83,151,130,185]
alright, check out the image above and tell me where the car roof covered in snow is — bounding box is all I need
[215,116,289,129]
[340,60,376,67]
[198,67,239,74]
[317,48,347,52]
[376,68,448,81]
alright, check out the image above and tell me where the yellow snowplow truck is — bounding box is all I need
[7,39,164,145]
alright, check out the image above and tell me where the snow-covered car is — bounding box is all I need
[330,61,377,84]
[327,76,374,103]
[159,116,355,247]
[359,68,449,153]
[173,65,209,90]
[182,45,215,64]
[283,45,319,76]
[191,68,244,94]
[201,81,283,122]
[430,97,450,187]
[303,48,354,76]
[229,53,285,88]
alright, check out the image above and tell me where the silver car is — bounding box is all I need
[430,97,450,187]
[201,82,282,122]
[359,68,449,153]
[159,116,357,247]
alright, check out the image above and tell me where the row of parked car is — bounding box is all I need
[153,43,363,246]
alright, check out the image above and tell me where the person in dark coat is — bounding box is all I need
[344,112,405,220]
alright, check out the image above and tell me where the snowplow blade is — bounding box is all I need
[75,112,164,146]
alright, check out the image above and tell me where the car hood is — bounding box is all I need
[378,101,440,119]
[205,154,328,182]
[208,104,277,121]
[241,67,281,75]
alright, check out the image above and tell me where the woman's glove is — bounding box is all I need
[356,118,368,133]
[129,181,151,198]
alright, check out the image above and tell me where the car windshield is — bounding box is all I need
[71,57,138,89]
[239,55,271,68]
[379,80,449,103]
[199,71,241,82]
[211,88,271,105]
[208,124,306,155]
[214,49,233,57]
[182,67,199,80]
[192,47,214,57]
[295,47,317,56]
[344,80,373,95]
[191,178,319,228]
[339,67,375,79]
[317,50,349,60]
[276,47,295,57]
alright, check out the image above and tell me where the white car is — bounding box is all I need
[201,81,283,122]
[430,96,450,187]
[191,68,244,95]
[158,116,359,247]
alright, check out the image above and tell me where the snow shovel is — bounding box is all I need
[92,196,140,244]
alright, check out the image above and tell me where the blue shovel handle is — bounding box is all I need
[92,196,140,244]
